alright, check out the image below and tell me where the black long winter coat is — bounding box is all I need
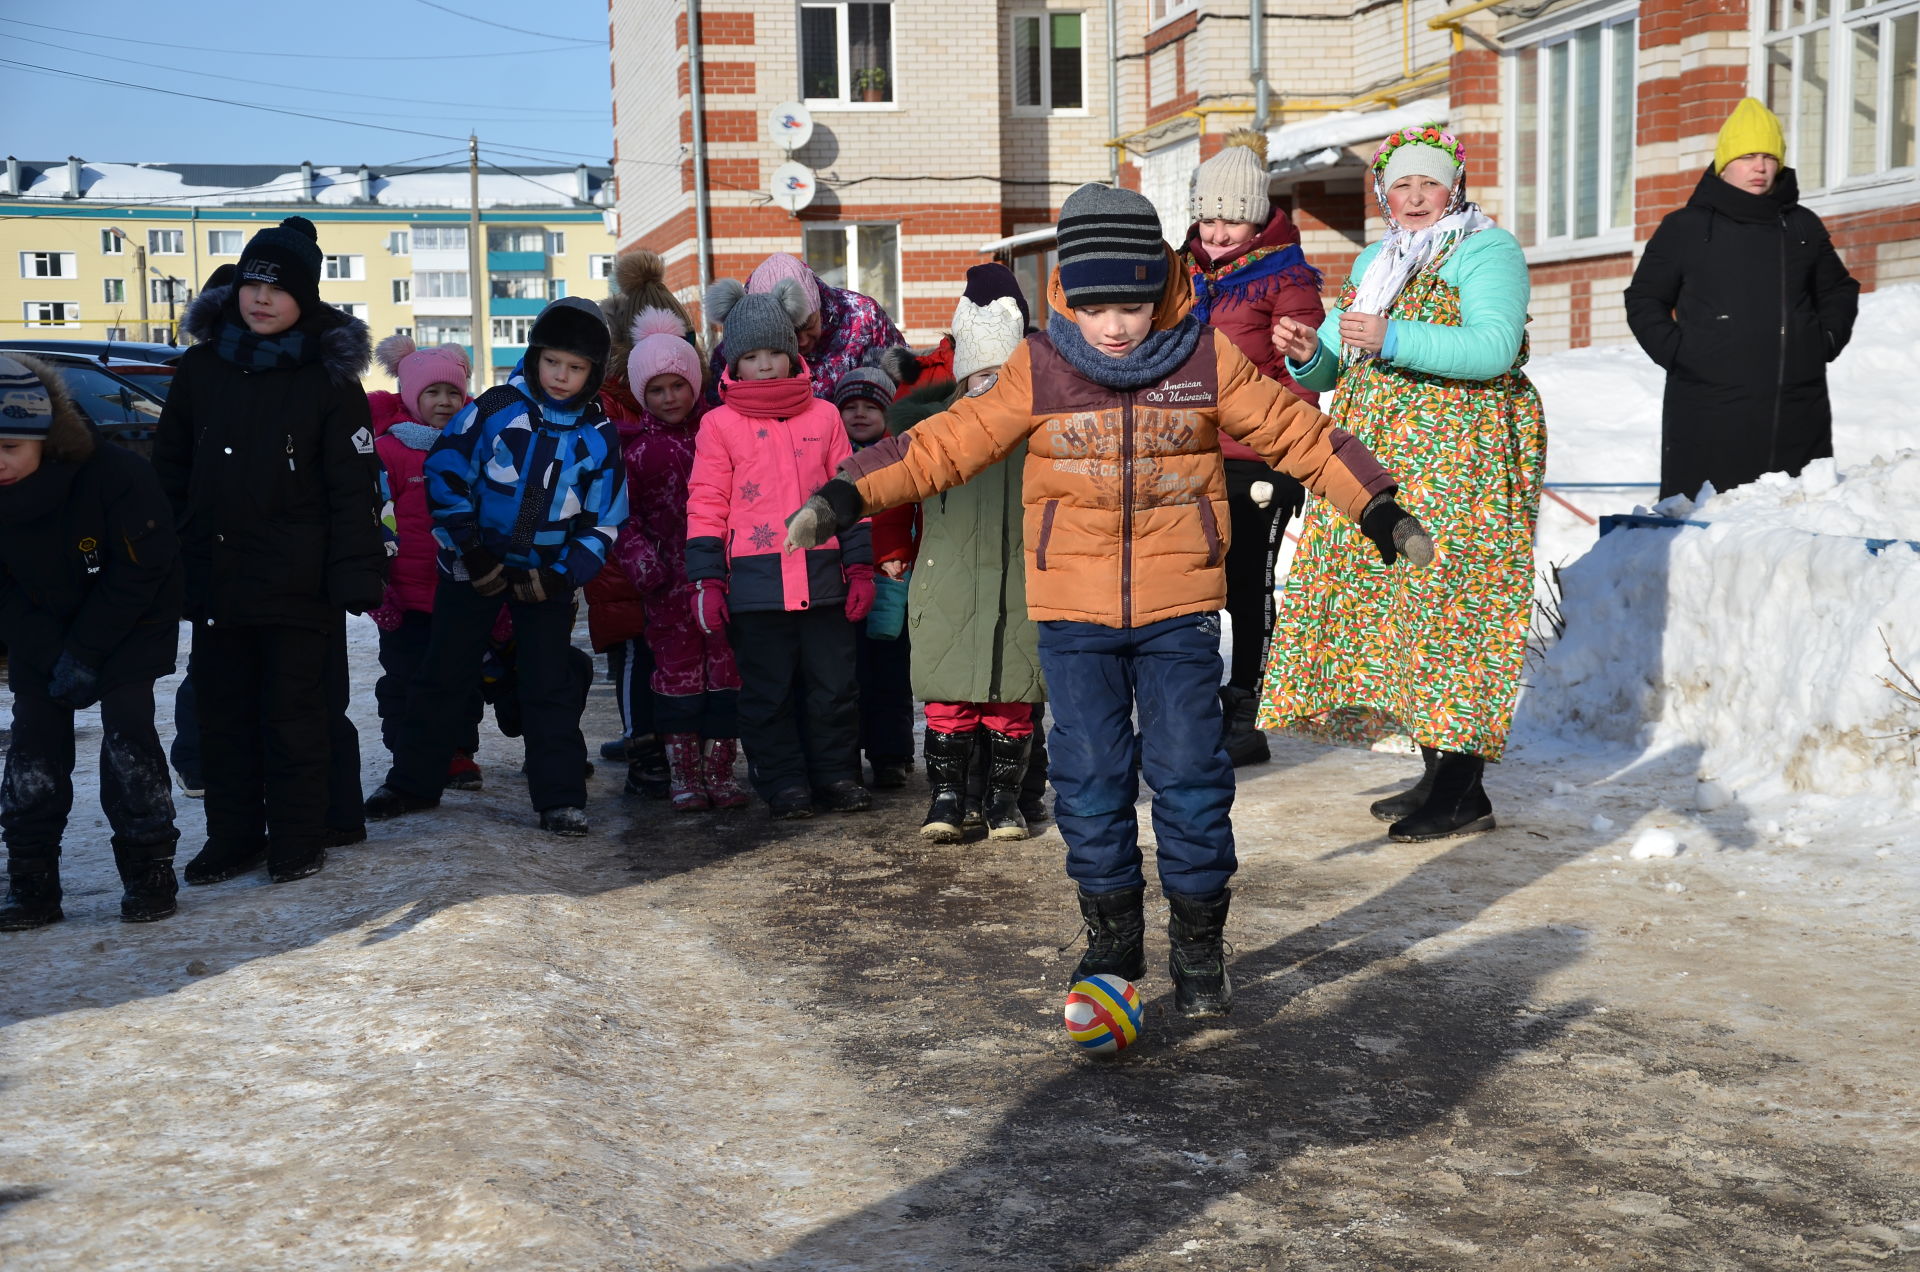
[153,287,386,633]
[0,366,182,691]
[1625,166,1860,501]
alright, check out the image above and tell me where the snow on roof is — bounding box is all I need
[6,160,613,210]
[1264,97,1450,173]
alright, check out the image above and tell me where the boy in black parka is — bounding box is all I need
[0,355,185,929]
[153,216,386,885]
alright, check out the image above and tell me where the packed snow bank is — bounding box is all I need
[1517,452,1920,817]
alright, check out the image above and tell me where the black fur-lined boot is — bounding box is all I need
[0,858,63,931]
[1389,751,1495,843]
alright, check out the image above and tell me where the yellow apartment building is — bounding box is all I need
[0,157,617,386]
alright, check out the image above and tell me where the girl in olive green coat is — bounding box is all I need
[884,266,1046,843]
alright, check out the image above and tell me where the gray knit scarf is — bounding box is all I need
[1045,312,1205,391]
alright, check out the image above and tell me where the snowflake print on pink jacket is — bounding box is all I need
[684,367,873,613]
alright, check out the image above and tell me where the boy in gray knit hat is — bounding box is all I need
[787,183,1432,1023]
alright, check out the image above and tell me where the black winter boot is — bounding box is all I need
[1389,751,1495,843]
[540,806,591,837]
[183,836,267,886]
[268,838,327,884]
[920,728,972,843]
[1019,723,1051,824]
[984,730,1033,841]
[0,859,63,931]
[624,735,670,799]
[868,756,911,789]
[1168,888,1234,1016]
[1219,686,1270,767]
[961,728,987,828]
[112,843,178,923]
[1072,886,1146,983]
[364,785,439,822]
[1370,746,1438,823]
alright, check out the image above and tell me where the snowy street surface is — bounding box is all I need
[5,289,1920,1268]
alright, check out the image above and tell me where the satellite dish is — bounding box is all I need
[769,161,817,214]
[768,101,814,152]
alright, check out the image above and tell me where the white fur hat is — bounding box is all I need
[950,294,1026,383]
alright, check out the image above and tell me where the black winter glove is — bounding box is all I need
[1359,493,1435,568]
[336,578,386,617]
[783,478,865,553]
[47,651,101,711]
[462,545,508,597]
[507,566,571,605]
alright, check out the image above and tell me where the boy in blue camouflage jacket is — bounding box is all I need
[365,297,626,836]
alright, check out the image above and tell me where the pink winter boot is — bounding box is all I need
[703,737,750,808]
[664,734,711,812]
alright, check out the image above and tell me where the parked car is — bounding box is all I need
[5,349,171,459]
[0,337,188,366]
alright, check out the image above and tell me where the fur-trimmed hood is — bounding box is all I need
[183,283,372,386]
[11,353,95,464]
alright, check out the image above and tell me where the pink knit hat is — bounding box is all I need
[746,252,821,317]
[626,307,703,396]
[375,334,471,424]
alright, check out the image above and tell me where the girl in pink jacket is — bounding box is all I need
[686,280,875,820]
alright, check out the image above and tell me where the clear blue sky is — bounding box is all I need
[0,1,612,171]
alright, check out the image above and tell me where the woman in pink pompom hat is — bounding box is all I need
[704,252,906,404]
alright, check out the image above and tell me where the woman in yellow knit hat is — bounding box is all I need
[1625,97,1859,502]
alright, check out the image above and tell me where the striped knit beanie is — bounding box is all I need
[831,364,897,411]
[1056,183,1169,308]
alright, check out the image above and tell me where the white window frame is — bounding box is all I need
[417,271,469,299]
[800,1,898,110]
[392,278,412,304]
[491,316,537,344]
[1148,0,1198,32]
[1504,1,1639,262]
[1010,10,1089,118]
[105,326,130,341]
[1758,0,1920,211]
[388,230,411,255]
[589,254,615,281]
[20,251,78,279]
[336,302,369,321]
[801,223,902,324]
[149,277,187,305]
[102,278,126,304]
[207,230,244,256]
[547,231,567,256]
[323,254,365,281]
[393,325,414,339]
[148,229,184,255]
[100,229,124,255]
[24,301,81,329]
[412,225,467,252]
[417,319,471,346]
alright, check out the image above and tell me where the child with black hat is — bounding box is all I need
[153,216,386,887]
[0,355,185,929]
[363,296,627,837]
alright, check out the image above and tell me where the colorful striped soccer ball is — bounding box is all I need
[1063,974,1144,1055]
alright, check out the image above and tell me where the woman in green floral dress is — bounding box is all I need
[1263,125,1544,843]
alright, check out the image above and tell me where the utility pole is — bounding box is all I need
[687,0,714,340]
[135,242,150,341]
[468,133,490,390]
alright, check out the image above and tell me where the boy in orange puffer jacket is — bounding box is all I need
[786,183,1431,1018]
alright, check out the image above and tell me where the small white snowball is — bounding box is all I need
[1629,828,1683,859]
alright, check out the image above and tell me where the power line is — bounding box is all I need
[2,58,607,161]
[411,0,601,45]
[0,30,605,116]
[0,14,594,61]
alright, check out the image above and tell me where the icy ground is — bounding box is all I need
[4,290,1920,1268]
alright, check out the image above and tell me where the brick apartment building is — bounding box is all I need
[612,0,1919,351]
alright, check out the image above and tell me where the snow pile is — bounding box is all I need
[1517,452,1920,816]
